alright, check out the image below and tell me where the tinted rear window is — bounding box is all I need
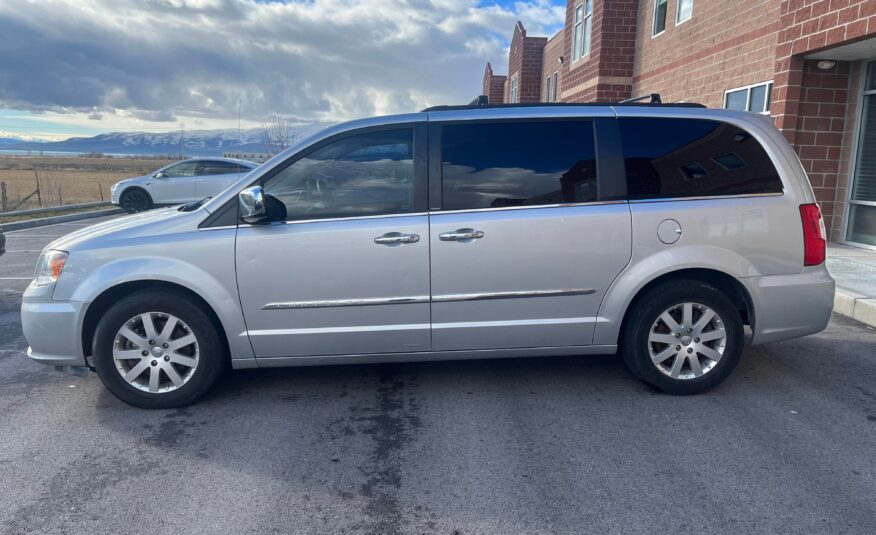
[618,118,783,199]
[441,121,597,210]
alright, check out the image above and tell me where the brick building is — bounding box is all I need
[481,0,876,248]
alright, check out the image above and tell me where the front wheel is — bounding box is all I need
[621,280,744,395]
[92,290,225,409]
[120,188,152,213]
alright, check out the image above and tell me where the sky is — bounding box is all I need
[0,0,566,140]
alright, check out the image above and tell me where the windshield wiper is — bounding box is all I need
[179,197,210,212]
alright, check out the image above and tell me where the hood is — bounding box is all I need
[46,206,193,253]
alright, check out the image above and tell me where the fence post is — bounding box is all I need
[99,183,104,201]
[58,184,62,206]
[1,181,7,212]
[34,169,42,208]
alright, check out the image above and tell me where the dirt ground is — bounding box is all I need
[0,155,177,209]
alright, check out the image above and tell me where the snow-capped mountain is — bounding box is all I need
[0,123,333,156]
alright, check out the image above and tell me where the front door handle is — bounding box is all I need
[439,228,485,241]
[374,232,420,245]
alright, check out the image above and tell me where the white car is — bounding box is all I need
[111,157,257,213]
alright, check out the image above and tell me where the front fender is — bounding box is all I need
[53,233,253,361]
[592,245,756,346]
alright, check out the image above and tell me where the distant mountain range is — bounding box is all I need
[0,123,333,156]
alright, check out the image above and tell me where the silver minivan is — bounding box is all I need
[21,103,835,408]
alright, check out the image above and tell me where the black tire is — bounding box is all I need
[621,279,744,395]
[120,188,153,213]
[92,290,225,409]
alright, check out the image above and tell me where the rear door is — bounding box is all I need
[195,160,252,198]
[427,117,632,351]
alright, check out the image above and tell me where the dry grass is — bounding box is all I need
[0,155,177,210]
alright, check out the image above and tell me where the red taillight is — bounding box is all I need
[799,203,826,266]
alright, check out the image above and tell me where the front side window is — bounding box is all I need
[572,1,593,61]
[618,117,783,199]
[724,81,773,114]
[440,121,597,211]
[676,0,693,24]
[263,129,414,221]
[653,0,668,35]
[161,161,198,178]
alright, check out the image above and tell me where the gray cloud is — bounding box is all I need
[0,0,563,124]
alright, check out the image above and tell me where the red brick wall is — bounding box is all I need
[542,30,564,101]
[562,0,637,102]
[507,22,547,103]
[632,0,779,107]
[482,63,507,104]
[772,0,876,235]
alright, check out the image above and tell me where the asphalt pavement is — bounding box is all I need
[0,217,874,534]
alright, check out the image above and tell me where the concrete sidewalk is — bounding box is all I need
[828,243,876,328]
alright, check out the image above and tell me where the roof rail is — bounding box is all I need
[619,93,662,104]
[421,93,704,112]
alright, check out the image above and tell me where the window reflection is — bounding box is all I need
[441,122,598,210]
[264,129,414,220]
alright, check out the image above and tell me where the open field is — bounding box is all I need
[0,155,177,210]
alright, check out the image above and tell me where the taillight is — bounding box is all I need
[799,203,826,266]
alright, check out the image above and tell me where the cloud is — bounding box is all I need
[0,0,564,129]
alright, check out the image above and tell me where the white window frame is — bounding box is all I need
[510,76,519,104]
[676,0,693,25]
[544,71,559,102]
[652,0,668,37]
[723,81,773,115]
[572,1,593,62]
[551,71,558,102]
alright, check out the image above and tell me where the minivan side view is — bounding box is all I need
[21,102,835,408]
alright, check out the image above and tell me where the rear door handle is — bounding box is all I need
[374,232,420,245]
[439,229,485,241]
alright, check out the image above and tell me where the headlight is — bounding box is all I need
[34,250,68,286]
[110,182,119,192]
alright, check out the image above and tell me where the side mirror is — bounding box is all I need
[153,171,165,179]
[239,186,267,224]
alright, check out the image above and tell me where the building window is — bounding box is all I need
[510,76,519,104]
[653,0,668,36]
[544,72,559,102]
[676,0,693,24]
[724,81,773,114]
[572,1,593,62]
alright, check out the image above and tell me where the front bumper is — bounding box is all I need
[21,282,87,367]
[743,264,835,345]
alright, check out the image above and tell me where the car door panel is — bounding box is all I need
[429,204,631,350]
[152,161,198,203]
[236,215,430,357]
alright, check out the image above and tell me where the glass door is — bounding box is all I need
[847,61,876,248]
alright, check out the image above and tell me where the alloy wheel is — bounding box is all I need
[647,302,727,380]
[112,312,199,393]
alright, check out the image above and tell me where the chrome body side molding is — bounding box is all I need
[262,288,597,310]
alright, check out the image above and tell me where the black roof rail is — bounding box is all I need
[422,94,705,112]
[618,93,662,104]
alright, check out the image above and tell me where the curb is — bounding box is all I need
[1,208,123,232]
[834,288,876,329]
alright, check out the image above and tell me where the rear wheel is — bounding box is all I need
[120,188,152,213]
[621,280,744,395]
[92,290,225,408]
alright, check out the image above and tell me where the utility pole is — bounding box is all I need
[238,98,242,146]
[179,122,184,159]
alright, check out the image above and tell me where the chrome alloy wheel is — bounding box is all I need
[647,302,727,380]
[112,312,199,393]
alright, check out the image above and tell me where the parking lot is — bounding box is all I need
[0,216,874,534]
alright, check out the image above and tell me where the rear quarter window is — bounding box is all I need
[618,117,783,199]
